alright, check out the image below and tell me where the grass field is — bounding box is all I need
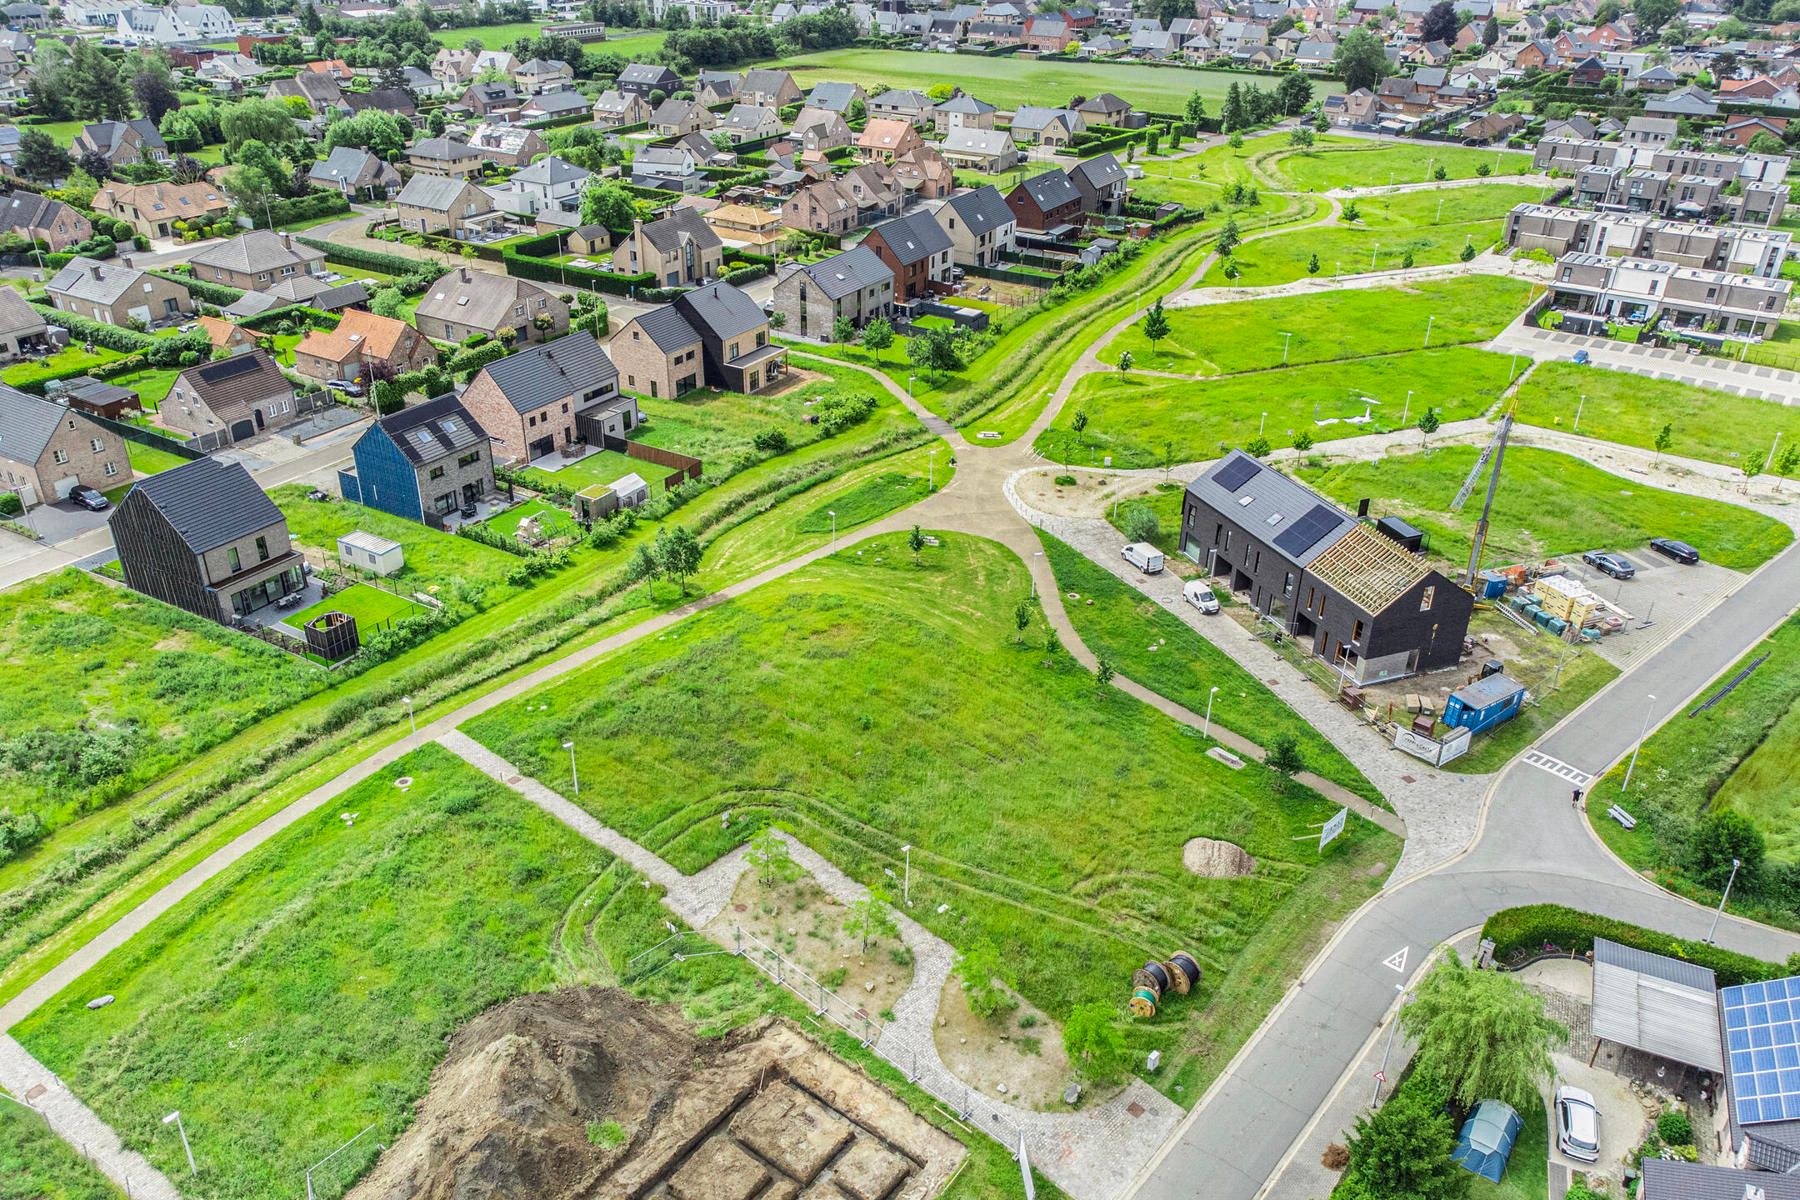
[1351,183,1555,228]
[431,19,551,48]
[106,366,180,411]
[1512,362,1800,471]
[1038,532,1380,803]
[631,368,886,468]
[273,485,526,610]
[0,571,322,837]
[13,744,605,1200]
[1,344,132,389]
[1042,346,1515,467]
[483,496,586,541]
[463,533,1398,1095]
[1271,144,1534,191]
[1294,447,1794,573]
[595,29,670,57]
[0,1100,120,1200]
[793,470,928,533]
[773,48,1342,112]
[1204,218,1509,287]
[1111,276,1535,375]
[287,582,421,636]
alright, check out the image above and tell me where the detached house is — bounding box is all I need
[934,184,1016,267]
[306,147,401,200]
[414,268,569,344]
[47,256,191,326]
[514,57,574,94]
[772,244,895,340]
[1067,153,1129,215]
[294,308,437,385]
[856,118,924,163]
[339,393,497,526]
[0,189,92,250]
[783,177,856,234]
[1009,106,1084,147]
[939,127,1018,172]
[933,93,999,133]
[94,181,229,241]
[652,97,714,137]
[396,174,499,240]
[460,330,627,465]
[73,118,166,169]
[464,124,546,169]
[612,209,723,287]
[721,103,782,144]
[862,209,953,301]
[610,282,785,397]
[893,146,954,199]
[739,67,802,107]
[160,347,298,447]
[592,90,652,128]
[408,137,483,179]
[509,155,589,216]
[190,231,325,293]
[616,62,682,98]
[0,385,129,505]
[868,88,933,126]
[792,107,854,153]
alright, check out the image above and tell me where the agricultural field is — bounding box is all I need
[1043,346,1515,467]
[1293,447,1794,573]
[0,570,323,844]
[463,533,1399,1095]
[1110,276,1535,375]
[13,744,606,1200]
[773,48,1342,112]
[1512,362,1800,471]
[1270,143,1534,191]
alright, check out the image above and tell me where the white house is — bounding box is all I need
[509,154,589,216]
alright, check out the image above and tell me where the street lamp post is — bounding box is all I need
[1402,390,1413,425]
[1031,549,1043,598]
[1280,331,1293,365]
[1203,685,1220,738]
[928,447,938,490]
[1705,858,1743,944]
[1574,393,1586,432]
[563,739,578,799]
[828,509,837,547]
[401,695,415,736]
[1620,693,1657,794]
[1259,411,1267,436]
[163,1112,197,1177]
[901,843,912,906]
[1436,194,1445,224]
[1424,315,1436,348]
[1370,242,1380,271]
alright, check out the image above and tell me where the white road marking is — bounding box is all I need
[1383,947,1409,974]
[1522,750,1593,787]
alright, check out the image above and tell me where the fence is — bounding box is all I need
[87,412,205,461]
[599,433,704,488]
[627,926,1042,1164]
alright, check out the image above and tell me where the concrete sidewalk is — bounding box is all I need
[1490,317,1800,405]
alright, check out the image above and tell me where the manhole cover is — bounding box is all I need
[24,1084,45,1102]
[507,776,523,785]
[1127,1102,1145,1118]
[1401,775,1416,784]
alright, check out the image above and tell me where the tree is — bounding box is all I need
[76,148,113,183]
[1420,0,1457,43]
[1062,1002,1126,1083]
[1267,733,1304,790]
[747,827,803,886]
[1122,502,1160,544]
[830,314,856,344]
[1184,90,1205,126]
[1071,409,1089,444]
[1482,14,1499,45]
[1307,252,1321,275]
[1276,72,1314,116]
[15,130,71,183]
[905,323,962,372]
[1688,809,1763,891]
[1653,422,1674,465]
[1217,216,1241,256]
[859,316,893,361]
[1246,435,1272,458]
[1095,658,1114,691]
[1459,242,1477,262]
[1342,201,1360,223]
[1289,126,1315,149]
[1342,1084,1470,1200]
[132,61,180,125]
[369,286,406,318]
[1228,130,1244,149]
[1749,132,1787,156]
[1117,349,1133,372]
[580,179,637,230]
[1418,407,1440,448]
[1743,445,1768,490]
[654,525,702,593]
[1141,298,1169,351]
[1293,431,1314,453]
[1335,27,1390,93]
[955,943,1014,1019]
[1776,443,1800,491]
[1401,249,1416,269]
[629,541,662,592]
[220,97,303,153]
[908,524,925,561]
[1219,81,1245,132]
[1402,951,1565,1112]
[842,893,896,953]
[299,1,323,34]
[1013,599,1031,642]
[325,110,412,158]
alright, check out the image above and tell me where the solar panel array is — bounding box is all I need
[1723,978,1800,1125]
[1274,503,1341,559]
[1214,457,1260,493]
[199,353,262,382]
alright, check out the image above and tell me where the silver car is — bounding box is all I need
[1555,1086,1599,1163]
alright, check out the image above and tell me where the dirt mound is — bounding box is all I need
[1182,838,1256,877]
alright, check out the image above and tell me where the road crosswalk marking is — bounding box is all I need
[1522,750,1592,787]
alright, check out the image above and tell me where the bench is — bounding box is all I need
[1607,804,1638,831]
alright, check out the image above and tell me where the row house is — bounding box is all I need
[1506,203,1790,277]
[770,243,894,340]
[862,209,953,302]
[1547,252,1793,337]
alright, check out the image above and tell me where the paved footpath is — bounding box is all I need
[0,1036,179,1200]
[1491,314,1800,405]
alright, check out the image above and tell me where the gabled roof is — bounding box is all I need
[0,384,72,466]
[373,392,485,467]
[1068,152,1127,190]
[638,206,722,255]
[935,92,997,114]
[121,458,284,553]
[477,329,617,413]
[675,282,766,342]
[722,103,778,130]
[0,189,79,231]
[1638,1157,1800,1200]
[626,304,703,352]
[1011,104,1076,130]
[513,155,589,187]
[190,230,325,275]
[1185,450,1353,569]
[943,184,1014,232]
[1017,169,1082,211]
[870,208,951,265]
[790,243,893,300]
[296,308,418,364]
[618,61,679,84]
[0,287,44,337]
[409,136,480,162]
[942,127,1013,156]
[417,270,553,332]
[48,256,154,305]
[308,146,388,187]
[396,173,480,212]
[177,347,290,415]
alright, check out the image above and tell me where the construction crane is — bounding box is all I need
[1451,409,1515,589]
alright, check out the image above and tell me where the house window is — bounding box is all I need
[1420,585,1434,611]
[53,449,67,464]
[430,465,445,479]
[1351,618,1365,643]
[256,535,269,561]
[104,461,118,477]
[90,438,104,452]
[227,546,241,572]
[458,452,480,468]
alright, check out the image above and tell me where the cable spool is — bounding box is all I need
[1130,967,1164,997]
[1129,987,1159,1018]
[1162,960,1190,996]
[1141,960,1172,993]
[1170,951,1202,991]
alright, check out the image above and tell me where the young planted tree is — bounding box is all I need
[831,314,857,345]
[1095,658,1115,692]
[1141,298,1170,354]
[1013,599,1032,643]
[859,316,894,361]
[1743,445,1769,491]
[1653,422,1674,465]
[908,524,925,563]
[1342,1084,1470,1200]
[1246,435,1273,458]
[1307,252,1321,276]
[747,827,804,887]
[1417,407,1441,449]
[1062,1002,1127,1083]
[1401,950,1566,1112]
[1071,409,1090,445]
[630,541,662,595]
[654,526,702,593]
[1266,733,1304,792]
[1288,126,1315,149]
[1117,349,1134,372]
[1292,431,1315,453]
[1216,216,1241,257]
[1775,443,1800,492]
[955,943,1015,1019]
[842,893,897,953]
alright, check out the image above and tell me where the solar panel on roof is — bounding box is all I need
[199,353,261,382]
[1274,503,1339,558]
[1722,978,1800,1124]
[1214,457,1260,492]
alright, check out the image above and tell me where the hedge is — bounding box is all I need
[152,269,245,306]
[248,191,351,230]
[239,304,340,333]
[442,340,507,376]
[1482,904,1790,986]
[30,303,155,352]
[296,237,447,281]
[502,236,654,296]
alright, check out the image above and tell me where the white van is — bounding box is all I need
[1122,543,1164,574]
[1182,579,1219,614]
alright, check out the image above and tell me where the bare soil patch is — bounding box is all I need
[1182,837,1256,878]
[933,973,1075,1111]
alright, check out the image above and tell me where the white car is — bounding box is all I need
[1183,579,1220,614]
[1555,1086,1599,1163]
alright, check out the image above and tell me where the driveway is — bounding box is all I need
[19,499,111,544]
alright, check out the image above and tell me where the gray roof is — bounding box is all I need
[417,270,554,333]
[397,173,480,212]
[808,81,862,111]
[1068,152,1127,190]
[525,90,591,116]
[638,207,721,255]
[1018,169,1082,212]
[935,92,996,114]
[0,189,74,232]
[478,330,617,413]
[0,286,44,337]
[870,209,951,266]
[374,392,485,467]
[48,256,151,305]
[516,57,568,73]
[676,282,765,342]
[189,231,325,276]
[1638,1157,1800,1200]
[409,137,479,162]
[944,184,1013,233]
[618,62,678,85]
[1592,937,1723,1073]
[309,146,387,187]
[0,384,70,466]
[870,87,930,111]
[722,103,776,130]
[792,243,892,300]
[627,304,702,352]
[1185,450,1354,568]
[513,155,589,187]
[120,457,284,554]
[1011,105,1075,131]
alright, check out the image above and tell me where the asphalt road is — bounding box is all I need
[1131,534,1800,1200]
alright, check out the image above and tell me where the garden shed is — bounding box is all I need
[337,530,404,578]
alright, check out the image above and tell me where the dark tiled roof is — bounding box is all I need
[1068,152,1127,190]
[122,457,284,554]
[870,209,951,266]
[946,184,1013,232]
[478,330,617,413]
[376,393,486,466]
[180,348,291,418]
[1639,1156,1800,1199]
[675,282,766,342]
[1018,170,1081,211]
[0,383,67,466]
[793,244,892,300]
[628,304,702,352]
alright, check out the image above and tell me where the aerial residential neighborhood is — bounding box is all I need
[0,0,1799,1199]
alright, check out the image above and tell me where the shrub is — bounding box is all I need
[1657,1109,1693,1145]
[0,493,19,516]
[752,427,790,454]
[814,391,876,436]
[1481,904,1788,986]
[1054,474,1077,486]
[1120,501,1160,544]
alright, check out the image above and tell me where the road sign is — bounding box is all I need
[1319,807,1348,851]
[1373,1071,1387,1084]
[1383,946,1409,974]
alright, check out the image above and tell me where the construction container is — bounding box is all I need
[1442,673,1528,735]
[1476,570,1508,600]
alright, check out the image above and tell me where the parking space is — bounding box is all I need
[1554,547,1745,669]
[20,500,112,545]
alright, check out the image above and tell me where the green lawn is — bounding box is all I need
[1042,346,1516,467]
[0,1100,120,1200]
[12,744,605,1200]
[1038,532,1381,803]
[1204,219,1509,287]
[482,496,585,541]
[1513,362,1800,471]
[103,441,194,503]
[1271,144,1534,191]
[595,29,669,57]
[1112,276,1536,375]
[630,368,885,470]
[462,533,1398,1097]
[0,571,323,839]
[793,471,929,533]
[1351,183,1555,228]
[431,19,553,48]
[107,366,180,411]
[518,448,677,493]
[286,582,421,636]
[272,485,526,610]
[1294,447,1794,573]
[1,344,132,389]
[773,48,1342,112]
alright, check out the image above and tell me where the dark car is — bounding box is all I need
[1582,550,1636,579]
[1650,537,1700,565]
[68,484,110,512]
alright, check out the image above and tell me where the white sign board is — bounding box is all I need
[1392,725,1473,767]
[1319,807,1348,851]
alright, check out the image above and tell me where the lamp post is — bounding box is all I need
[1620,693,1657,794]
[1203,685,1219,738]
[901,843,912,906]
[1436,194,1445,224]
[1705,858,1742,945]
[1424,315,1436,348]
[907,373,916,404]
[1280,331,1293,365]
[163,1111,197,1177]
[1031,550,1043,598]
[1402,389,1413,425]
[828,509,837,547]
[1259,411,1267,436]
[401,695,415,736]
[1370,241,1380,271]
[563,739,578,799]
[1574,393,1586,432]
[1372,984,1406,1106]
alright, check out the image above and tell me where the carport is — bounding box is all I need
[1589,938,1724,1074]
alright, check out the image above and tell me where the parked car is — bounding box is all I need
[325,380,365,397]
[1122,542,1164,574]
[1649,537,1700,565]
[1183,579,1219,614]
[1555,1086,1600,1163]
[1572,349,1590,365]
[68,484,110,511]
[1582,550,1636,579]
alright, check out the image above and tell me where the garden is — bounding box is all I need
[462,532,1399,1099]
[287,583,423,638]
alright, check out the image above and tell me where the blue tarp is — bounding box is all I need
[1453,1100,1523,1182]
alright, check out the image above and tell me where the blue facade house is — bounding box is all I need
[1442,673,1528,735]
[338,394,496,527]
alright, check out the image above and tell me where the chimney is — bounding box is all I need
[89,264,102,281]
[459,266,471,283]
[281,231,292,250]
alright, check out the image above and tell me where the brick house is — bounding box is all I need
[771,244,894,340]
[395,174,501,241]
[610,282,784,397]
[407,137,483,179]
[0,385,129,504]
[459,330,627,465]
[855,119,924,163]
[414,268,569,343]
[188,231,326,293]
[294,308,438,385]
[0,189,92,250]
[159,346,298,446]
[93,180,229,240]
[612,209,723,287]
[1005,170,1084,233]
[47,257,192,326]
[861,209,953,301]
[782,178,856,234]
[934,184,1016,267]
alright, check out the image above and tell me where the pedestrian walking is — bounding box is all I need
[1572,786,1584,810]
